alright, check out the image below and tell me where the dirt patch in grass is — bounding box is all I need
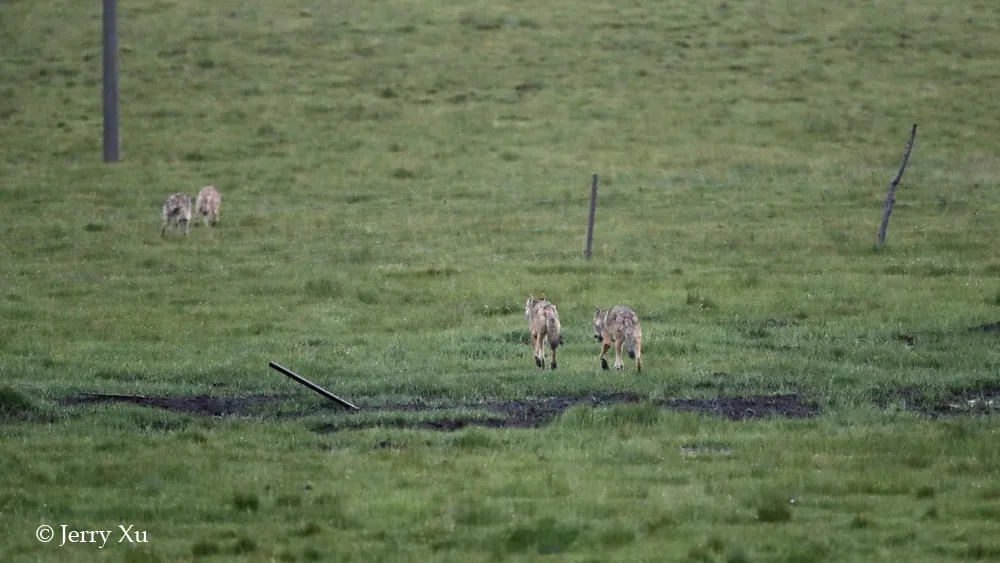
[58,393,291,417]
[58,384,1000,432]
[60,391,820,431]
[660,394,820,420]
[968,322,1000,333]
[875,385,1000,417]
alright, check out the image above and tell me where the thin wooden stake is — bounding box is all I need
[102,0,120,162]
[876,124,918,249]
[585,174,598,260]
[268,361,360,410]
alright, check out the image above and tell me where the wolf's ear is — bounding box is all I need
[595,307,601,315]
[540,293,546,301]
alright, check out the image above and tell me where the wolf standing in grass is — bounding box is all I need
[160,193,193,236]
[525,296,563,370]
[593,306,643,372]
[195,185,222,227]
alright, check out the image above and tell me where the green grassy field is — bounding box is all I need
[3,0,1000,560]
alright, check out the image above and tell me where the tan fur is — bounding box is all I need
[525,295,563,370]
[161,193,193,236]
[195,185,222,227]
[593,305,643,372]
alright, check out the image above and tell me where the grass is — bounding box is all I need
[3,409,1000,561]
[2,0,1000,560]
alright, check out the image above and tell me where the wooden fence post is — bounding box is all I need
[876,124,918,249]
[103,0,120,162]
[585,174,598,260]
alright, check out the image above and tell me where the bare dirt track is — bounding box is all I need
[57,383,1000,432]
[60,392,821,432]
[59,384,1000,432]
[875,386,1000,418]
[61,393,291,418]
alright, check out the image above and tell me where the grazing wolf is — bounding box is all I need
[160,193,193,236]
[593,305,643,372]
[525,295,563,370]
[195,185,222,227]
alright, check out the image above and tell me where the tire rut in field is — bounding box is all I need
[59,391,822,431]
[57,385,1000,432]
[874,385,1000,417]
[59,393,290,417]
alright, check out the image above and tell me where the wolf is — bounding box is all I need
[195,185,222,227]
[160,193,193,236]
[525,295,563,370]
[593,305,643,372]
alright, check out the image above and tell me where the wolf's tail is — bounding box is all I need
[546,314,561,350]
[623,323,642,359]
[625,331,637,359]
